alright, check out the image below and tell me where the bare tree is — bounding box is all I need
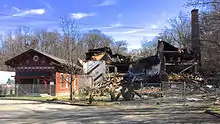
[111,40,128,54]
[185,0,220,81]
[186,0,220,45]
[82,29,113,49]
[186,0,220,7]
[159,11,191,48]
[60,17,83,100]
[139,37,158,57]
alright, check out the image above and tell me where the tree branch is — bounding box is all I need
[201,39,220,47]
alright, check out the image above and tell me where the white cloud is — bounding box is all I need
[81,24,160,49]
[71,13,95,19]
[110,21,122,27]
[92,22,122,30]
[93,22,122,29]
[0,20,58,34]
[0,26,18,34]
[95,0,117,7]
[120,29,147,34]
[80,21,123,31]
[160,12,178,22]
[131,33,159,37]
[104,28,149,35]
[104,28,160,49]
[104,25,161,35]
[117,13,122,18]
[12,7,21,12]
[151,24,159,29]
[39,0,53,11]
[12,9,46,16]
[45,3,53,11]
[111,34,143,48]
[111,34,155,49]
[105,30,158,37]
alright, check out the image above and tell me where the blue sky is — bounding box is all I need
[0,0,193,49]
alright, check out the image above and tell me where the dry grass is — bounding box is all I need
[1,95,119,106]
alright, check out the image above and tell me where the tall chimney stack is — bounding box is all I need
[191,9,201,66]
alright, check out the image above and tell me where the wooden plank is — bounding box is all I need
[163,51,181,53]
[165,63,195,66]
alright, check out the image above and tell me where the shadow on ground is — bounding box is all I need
[1,102,220,124]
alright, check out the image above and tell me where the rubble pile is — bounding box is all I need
[165,72,217,94]
[214,98,220,105]
[80,40,218,101]
[82,46,163,100]
[137,87,161,94]
[168,73,205,83]
[81,73,123,97]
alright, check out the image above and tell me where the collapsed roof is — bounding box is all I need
[84,40,195,73]
[85,47,131,63]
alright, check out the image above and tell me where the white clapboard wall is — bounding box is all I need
[82,61,106,83]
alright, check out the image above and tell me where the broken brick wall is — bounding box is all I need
[200,41,220,84]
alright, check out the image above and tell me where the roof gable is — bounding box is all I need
[32,49,67,65]
[4,49,80,69]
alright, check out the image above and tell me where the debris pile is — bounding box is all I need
[81,46,164,101]
[80,73,123,100]
[137,87,161,94]
[80,40,218,101]
[214,99,220,105]
[168,73,205,83]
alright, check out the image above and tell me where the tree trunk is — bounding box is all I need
[70,73,73,100]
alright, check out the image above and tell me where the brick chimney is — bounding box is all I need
[191,9,199,51]
[191,9,201,66]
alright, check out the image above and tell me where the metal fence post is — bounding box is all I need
[160,83,162,104]
[16,83,18,97]
[50,85,51,96]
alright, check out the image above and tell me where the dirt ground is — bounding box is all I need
[0,96,220,124]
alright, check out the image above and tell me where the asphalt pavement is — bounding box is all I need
[0,99,219,124]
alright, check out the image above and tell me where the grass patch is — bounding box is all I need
[1,95,73,102]
[207,106,220,114]
[1,95,119,106]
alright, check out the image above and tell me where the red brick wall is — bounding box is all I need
[55,72,79,96]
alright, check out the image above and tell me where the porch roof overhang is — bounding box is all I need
[12,76,46,79]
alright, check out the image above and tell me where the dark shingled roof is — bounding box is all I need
[5,49,82,70]
[32,49,68,65]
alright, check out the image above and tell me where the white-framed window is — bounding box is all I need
[60,73,65,88]
[66,74,69,88]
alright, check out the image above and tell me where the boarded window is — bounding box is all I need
[60,73,65,88]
